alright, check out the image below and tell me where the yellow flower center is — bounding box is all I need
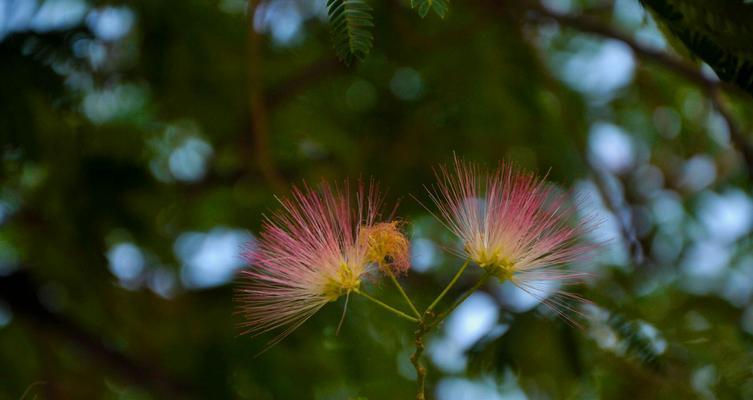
[323,262,361,302]
[488,258,515,281]
[466,243,515,281]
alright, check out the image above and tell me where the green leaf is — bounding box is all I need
[641,0,753,95]
[326,0,374,65]
[410,0,449,18]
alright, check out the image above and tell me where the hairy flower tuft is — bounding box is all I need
[359,221,411,275]
[236,181,388,347]
[426,157,598,323]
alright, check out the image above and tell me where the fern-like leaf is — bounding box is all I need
[327,0,374,65]
[410,0,449,18]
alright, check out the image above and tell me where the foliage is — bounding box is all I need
[641,0,753,94]
[327,0,374,64]
[2,0,753,398]
[411,0,450,19]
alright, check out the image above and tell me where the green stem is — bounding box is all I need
[425,259,471,313]
[354,289,419,322]
[410,259,472,399]
[433,272,493,326]
[386,270,421,318]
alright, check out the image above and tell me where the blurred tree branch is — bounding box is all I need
[640,0,753,97]
[248,0,286,191]
[526,2,743,95]
[587,160,646,267]
[524,1,753,179]
[266,57,344,110]
[521,18,648,269]
[0,271,193,397]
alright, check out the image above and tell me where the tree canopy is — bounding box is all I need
[2,0,753,398]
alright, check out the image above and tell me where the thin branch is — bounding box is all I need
[266,57,344,110]
[0,271,192,396]
[410,261,484,400]
[386,270,422,318]
[525,1,753,178]
[353,288,419,322]
[709,88,753,175]
[425,259,471,313]
[517,26,647,268]
[527,2,735,93]
[432,272,492,326]
[587,159,646,267]
[19,381,46,400]
[514,15,648,268]
[248,0,285,191]
[411,321,428,400]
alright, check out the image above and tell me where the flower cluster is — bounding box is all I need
[359,221,411,275]
[426,158,596,322]
[237,158,597,346]
[236,181,410,346]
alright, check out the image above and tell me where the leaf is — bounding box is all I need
[410,0,449,18]
[326,0,374,65]
[641,0,753,95]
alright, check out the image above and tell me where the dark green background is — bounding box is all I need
[2,0,753,398]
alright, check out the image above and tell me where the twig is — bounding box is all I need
[409,271,491,400]
[433,272,492,326]
[247,0,285,191]
[353,288,419,322]
[410,320,429,400]
[515,14,647,268]
[409,259,476,399]
[19,381,46,400]
[587,160,645,267]
[425,259,471,313]
[386,270,422,318]
[709,88,753,175]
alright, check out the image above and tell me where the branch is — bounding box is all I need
[526,1,753,178]
[432,272,492,326]
[248,0,286,191]
[266,57,344,110]
[410,320,429,400]
[527,2,734,93]
[0,271,193,396]
[587,160,646,267]
[709,88,753,176]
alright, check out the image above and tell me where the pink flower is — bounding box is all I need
[359,221,411,275]
[425,158,597,322]
[237,181,394,346]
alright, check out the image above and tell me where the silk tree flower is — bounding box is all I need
[425,158,597,321]
[359,221,411,275]
[237,181,404,346]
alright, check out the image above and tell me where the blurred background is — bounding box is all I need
[2,0,753,398]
